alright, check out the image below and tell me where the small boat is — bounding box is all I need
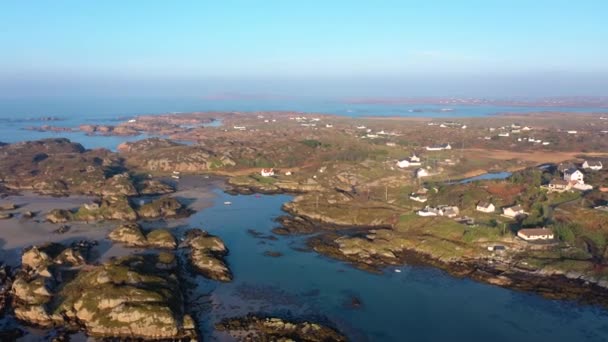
[394,269,402,273]
[224,201,232,205]
[171,175,180,179]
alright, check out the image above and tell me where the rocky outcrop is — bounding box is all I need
[137,179,175,196]
[56,254,197,340]
[109,224,176,249]
[11,242,92,327]
[45,209,73,224]
[184,229,232,282]
[0,138,131,196]
[108,223,147,247]
[119,138,235,173]
[215,315,347,342]
[100,173,138,197]
[145,229,177,249]
[137,197,188,219]
[49,196,189,224]
[0,202,17,210]
[0,265,12,316]
[79,124,140,136]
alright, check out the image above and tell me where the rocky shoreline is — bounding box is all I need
[222,174,608,308]
[287,216,608,307]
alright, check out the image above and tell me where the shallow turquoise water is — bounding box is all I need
[184,188,608,342]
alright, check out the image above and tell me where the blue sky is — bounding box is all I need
[1,1,607,97]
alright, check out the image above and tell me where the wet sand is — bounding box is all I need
[0,176,221,266]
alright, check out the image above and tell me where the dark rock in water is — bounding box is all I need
[215,315,347,342]
[22,211,35,219]
[343,295,363,310]
[263,251,283,258]
[248,229,278,241]
[54,225,70,234]
[0,264,13,316]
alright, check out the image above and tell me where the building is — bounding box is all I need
[417,206,441,216]
[260,168,275,177]
[476,202,495,213]
[418,205,459,218]
[410,154,421,162]
[517,228,554,241]
[547,179,571,192]
[503,205,525,218]
[563,168,584,183]
[396,160,410,168]
[416,168,429,178]
[425,143,451,151]
[442,206,460,218]
[582,160,603,171]
[409,194,428,203]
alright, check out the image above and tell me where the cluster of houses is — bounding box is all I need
[396,154,422,168]
[545,162,601,192]
[475,201,527,218]
[417,205,460,218]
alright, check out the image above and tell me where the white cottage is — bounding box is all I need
[476,202,495,213]
[582,160,603,171]
[563,168,584,183]
[503,205,525,218]
[260,168,275,177]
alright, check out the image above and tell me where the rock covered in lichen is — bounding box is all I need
[108,223,147,247]
[56,254,197,340]
[215,315,348,342]
[109,224,176,249]
[137,197,187,219]
[184,229,231,282]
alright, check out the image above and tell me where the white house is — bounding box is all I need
[517,228,554,241]
[260,168,275,177]
[563,168,584,183]
[498,132,510,137]
[522,126,532,131]
[425,143,451,151]
[503,205,525,218]
[396,160,410,168]
[416,168,429,178]
[410,154,421,162]
[409,194,428,203]
[417,206,441,216]
[476,202,495,213]
[582,160,603,171]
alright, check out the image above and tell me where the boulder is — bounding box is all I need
[108,224,147,247]
[137,197,185,219]
[0,202,16,210]
[46,209,73,223]
[145,229,177,249]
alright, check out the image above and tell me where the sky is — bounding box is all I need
[1,1,607,98]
